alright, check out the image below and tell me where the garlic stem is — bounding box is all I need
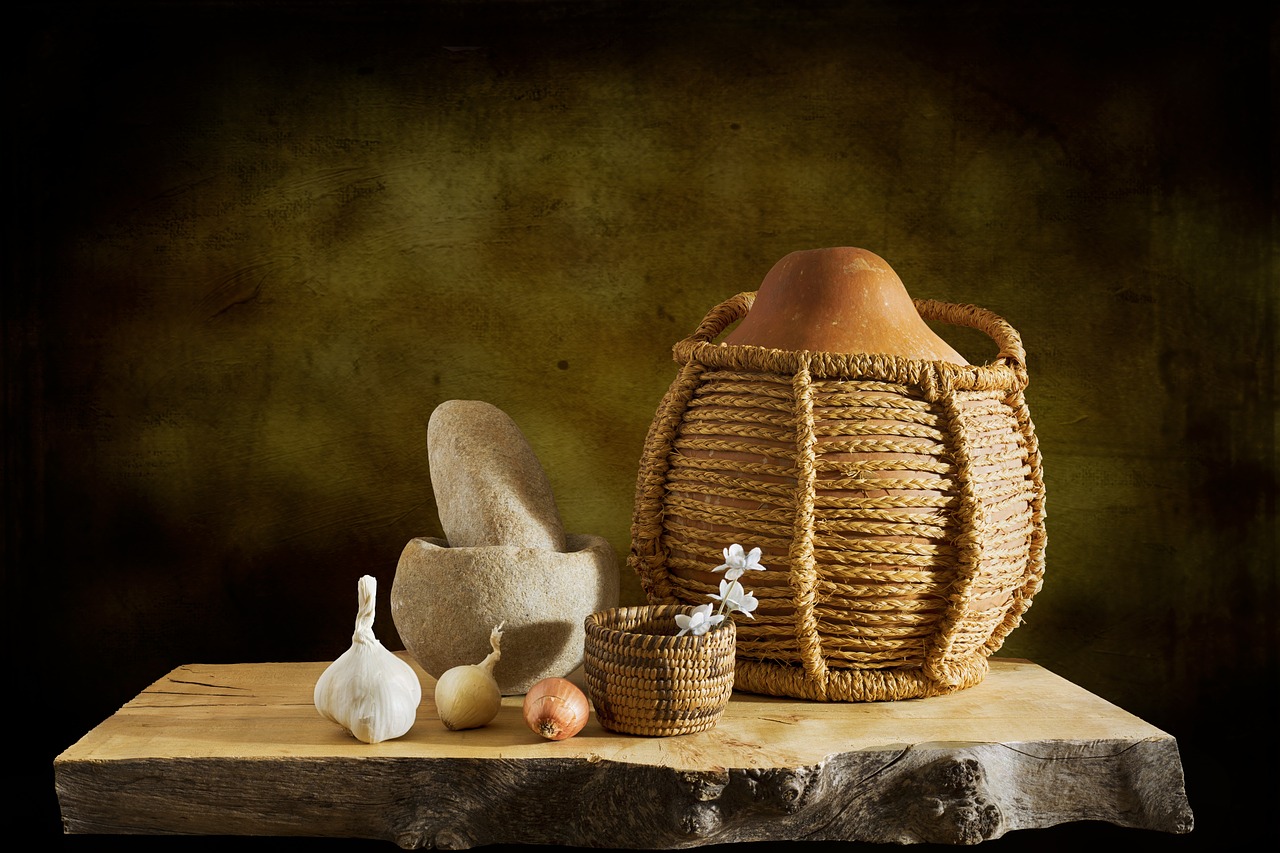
[353,575,377,643]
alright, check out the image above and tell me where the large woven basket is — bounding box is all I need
[629,292,1047,702]
[583,604,736,736]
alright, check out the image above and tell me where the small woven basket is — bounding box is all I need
[583,604,736,736]
[630,292,1047,702]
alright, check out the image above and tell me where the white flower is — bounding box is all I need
[713,543,765,581]
[674,544,764,636]
[675,603,724,637]
[709,579,758,619]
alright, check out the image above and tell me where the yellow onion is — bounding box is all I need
[522,677,590,740]
[435,623,504,731]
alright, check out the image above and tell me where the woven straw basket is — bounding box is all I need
[629,292,1047,702]
[583,604,736,736]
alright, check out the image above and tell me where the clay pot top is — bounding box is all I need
[722,247,969,365]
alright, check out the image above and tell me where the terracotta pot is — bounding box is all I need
[723,246,968,363]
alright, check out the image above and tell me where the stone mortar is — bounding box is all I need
[390,533,620,695]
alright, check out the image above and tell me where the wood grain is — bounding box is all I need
[55,656,1193,848]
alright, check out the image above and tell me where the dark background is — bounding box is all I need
[8,1,1274,850]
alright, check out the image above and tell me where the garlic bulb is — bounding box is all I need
[314,575,422,744]
[435,623,504,730]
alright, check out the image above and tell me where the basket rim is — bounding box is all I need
[585,603,737,653]
[673,292,1030,392]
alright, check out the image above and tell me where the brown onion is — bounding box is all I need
[522,677,590,740]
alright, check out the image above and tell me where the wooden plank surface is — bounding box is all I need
[54,656,1194,848]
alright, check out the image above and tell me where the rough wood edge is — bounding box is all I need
[56,736,1193,849]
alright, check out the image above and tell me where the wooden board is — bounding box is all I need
[54,656,1193,848]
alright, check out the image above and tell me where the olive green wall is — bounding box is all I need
[10,2,1274,849]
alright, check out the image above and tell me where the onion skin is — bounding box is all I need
[522,677,590,740]
[435,664,501,730]
[435,623,504,731]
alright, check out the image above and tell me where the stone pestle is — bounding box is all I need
[390,400,619,696]
[426,400,567,552]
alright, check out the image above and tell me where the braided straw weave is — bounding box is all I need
[629,292,1047,702]
[583,604,737,736]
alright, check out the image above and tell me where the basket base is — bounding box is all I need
[733,654,990,702]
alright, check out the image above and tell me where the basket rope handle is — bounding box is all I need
[684,291,1027,370]
[687,291,755,343]
[913,299,1026,369]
